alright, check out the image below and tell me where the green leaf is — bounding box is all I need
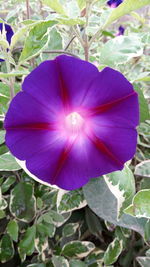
[99,35,143,67]
[6,220,18,242]
[57,188,87,213]
[47,28,62,50]
[0,130,5,145]
[1,176,16,193]
[84,250,104,266]
[85,207,102,237]
[36,222,56,238]
[104,0,150,28]
[124,189,150,219]
[35,234,48,255]
[10,22,40,49]
[104,166,135,218]
[0,188,7,210]
[135,160,150,178]
[0,234,14,263]
[134,85,150,122]
[42,0,67,15]
[19,20,57,63]
[62,223,79,237]
[0,152,21,171]
[104,238,123,265]
[52,255,69,267]
[18,225,36,261]
[10,182,36,222]
[83,177,147,236]
[62,241,95,258]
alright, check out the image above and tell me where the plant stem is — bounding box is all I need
[89,29,102,47]
[83,0,91,61]
[26,0,30,19]
[64,35,76,51]
[72,26,85,47]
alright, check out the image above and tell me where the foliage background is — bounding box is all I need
[0,0,150,266]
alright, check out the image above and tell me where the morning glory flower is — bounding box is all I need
[107,0,123,8]
[0,23,14,61]
[4,55,139,190]
[116,26,125,36]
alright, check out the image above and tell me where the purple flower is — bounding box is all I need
[0,23,14,62]
[107,0,123,8]
[116,26,125,36]
[4,55,139,190]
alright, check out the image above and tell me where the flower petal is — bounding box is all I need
[24,134,124,190]
[54,55,99,110]
[82,67,137,117]
[91,123,137,165]
[5,91,66,160]
[88,91,139,128]
[22,60,65,114]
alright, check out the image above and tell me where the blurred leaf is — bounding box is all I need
[137,256,150,267]
[6,220,18,242]
[18,225,36,261]
[0,130,5,145]
[77,0,86,10]
[42,0,67,15]
[0,234,14,263]
[0,71,29,78]
[57,188,87,213]
[99,35,143,67]
[0,152,21,171]
[0,210,5,219]
[1,176,16,193]
[104,238,123,265]
[52,255,69,267]
[104,166,135,218]
[10,182,36,222]
[27,264,46,267]
[104,0,150,28]
[144,220,150,243]
[134,85,150,122]
[70,259,86,267]
[125,189,150,219]
[135,160,150,178]
[83,177,147,236]
[133,72,150,82]
[19,20,57,63]
[62,241,95,258]
[57,17,85,25]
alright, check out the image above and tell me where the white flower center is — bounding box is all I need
[65,112,84,136]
